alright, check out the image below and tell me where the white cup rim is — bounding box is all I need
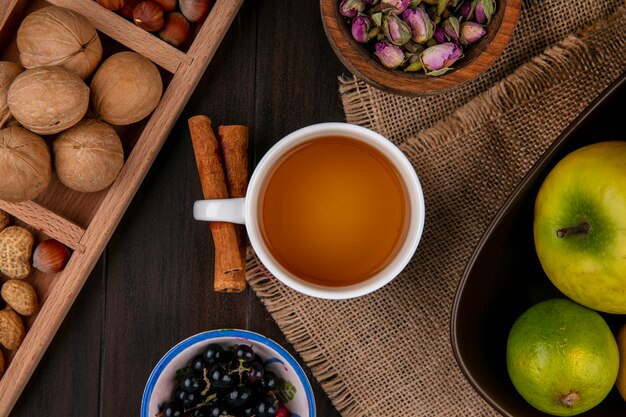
[244,122,425,299]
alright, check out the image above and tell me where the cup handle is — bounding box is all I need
[193,198,246,224]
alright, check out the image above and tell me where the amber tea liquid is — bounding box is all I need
[259,136,408,286]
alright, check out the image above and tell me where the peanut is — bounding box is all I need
[2,279,38,316]
[0,306,25,350]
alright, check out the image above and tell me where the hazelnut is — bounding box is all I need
[133,1,164,32]
[179,0,212,23]
[153,0,177,12]
[33,239,70,274]
[96,0,127,11]
[119,0,140,19]
[159,12,191,48]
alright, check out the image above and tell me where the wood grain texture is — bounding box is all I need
[321,0,523,95]
[0,1,244,415]
[0,201,86,252]
[46,0,191,74]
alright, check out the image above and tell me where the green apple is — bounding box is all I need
[534,141,626,314]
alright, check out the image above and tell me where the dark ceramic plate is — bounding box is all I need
[451,72,626,417]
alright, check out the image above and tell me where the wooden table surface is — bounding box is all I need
[10,1,344,416]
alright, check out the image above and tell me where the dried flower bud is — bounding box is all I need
[374,40,405,68]
[420,42,462,75]
[458,0,473,20]
[433,26,446,43]
[351,16,372,43]
[442,16,460,43]
[402,7,435,44]
[339,0,365,18]
[380,0,410,14]
[382,14,412,45]
[460,21,486,45]
[474,0,495,24]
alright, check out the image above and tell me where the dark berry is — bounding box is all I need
[193,406,211,417]
[173,388,188,403]
[183,391,201,409]
[235,344,255,363]
[207,404,229,417]
[202,343,224,364]
[191,354,207,376]
[163,402,183,417]
[252,354,264,366]
[241,406,257,417]
[261,371,278,391]
[214,349,233,365]
[208,364,234,389]
[257,396,280,417]
[247,362,264,384]
[181,374,206,393]
[226,384,254,409]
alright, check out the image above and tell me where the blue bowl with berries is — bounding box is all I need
[141,329,316,417]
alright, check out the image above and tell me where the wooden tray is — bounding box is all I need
[0,0,244,415]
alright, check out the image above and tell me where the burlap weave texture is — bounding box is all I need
[248,1,626,416]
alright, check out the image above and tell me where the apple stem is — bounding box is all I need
[556,222,590,238]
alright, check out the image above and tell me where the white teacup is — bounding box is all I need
[194,122,425,299]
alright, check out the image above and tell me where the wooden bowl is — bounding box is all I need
[451,73,626,416]
[320,0,522,96]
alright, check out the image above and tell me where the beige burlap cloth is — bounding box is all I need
[248,1,626,415]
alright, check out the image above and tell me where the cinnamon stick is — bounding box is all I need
[218,125,249,290]
[188,116,244,292]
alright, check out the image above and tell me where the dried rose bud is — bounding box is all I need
[420,42,463,75]
[382,14,412,45]
[339,0,365,18]
[475,0,495,24]
[402,7,435,44]
[374,40,405,68]
[433,26,446,43]
[458,0,473,20]
[460,21,486,45]
[380,0,410,14]
[351,16,372,43]
[442,16,460,43]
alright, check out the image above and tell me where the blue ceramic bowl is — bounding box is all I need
[141,329,316,417]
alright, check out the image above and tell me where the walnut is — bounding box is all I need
[90,51,162,126]
[0,62,23,128]
[17,6,103,80]
[0,126,52,202]
[7,66,89,135]
[53,119,124,193]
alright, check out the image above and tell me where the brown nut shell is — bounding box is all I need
[159,12,191,48]
[0,61,23,90]
[54,119,124,192]
[0,226,34,279]
[90,52,162,125]
[0,126,52,202]
[17,6,103,80]
[0,210,8,231]
[133,1,165,32]
[179,0,211,23]
[33,239,70,274]
[7,66,89,135]
[97,0,127,11]
[1,279,38,316]
[0,306,25,350]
